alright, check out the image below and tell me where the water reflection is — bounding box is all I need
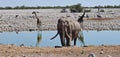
[78,31,85,46]
[0,31,120,47]
[36,31,42,47]
[15,31,19,34]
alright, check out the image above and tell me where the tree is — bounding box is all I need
[70,3,83,13]
[5,6,12,9]
[20,5,25,9]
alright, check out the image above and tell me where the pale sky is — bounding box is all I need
[0,0,120,7]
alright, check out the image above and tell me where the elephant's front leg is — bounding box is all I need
[59,32,66,46]
[65,27,72,46]
[66,37,71,46]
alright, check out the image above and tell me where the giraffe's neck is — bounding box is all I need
[34,13,39,20]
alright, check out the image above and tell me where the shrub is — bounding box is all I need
[61,8,67,13]
[100,9,104,12]
[84,9,91,12]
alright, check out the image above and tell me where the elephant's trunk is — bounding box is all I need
[65,27,72,40]
[78,11,85,23]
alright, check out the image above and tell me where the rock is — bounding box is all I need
[107,55,112,57]
[100,51,104,54]
[20,44,24,47]
[55,46,62,48]
[88,53,96,57]
[100,49,104,54]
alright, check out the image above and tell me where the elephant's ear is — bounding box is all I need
[78,11,85,23]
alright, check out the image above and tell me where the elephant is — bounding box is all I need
[50,11,85,46]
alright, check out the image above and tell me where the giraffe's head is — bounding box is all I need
[32,11,36,14]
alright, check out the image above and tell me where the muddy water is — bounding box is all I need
[0,30,120,47]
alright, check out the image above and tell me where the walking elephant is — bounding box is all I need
[50,11,85,46]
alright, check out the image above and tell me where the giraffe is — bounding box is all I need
[32,11,42,47]
[32,11,42,31]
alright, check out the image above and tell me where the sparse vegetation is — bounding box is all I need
[60,8,68,13]
[94,5,120,8]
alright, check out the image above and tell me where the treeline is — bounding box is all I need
[0,4,83,9]
[0,4,120,10]
[94,5,120,8]
[0,5,65,9]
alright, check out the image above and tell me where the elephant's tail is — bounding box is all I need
[50,32,59,40]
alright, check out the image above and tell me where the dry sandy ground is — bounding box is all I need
[0,8,120,32]
[0,44,120,57]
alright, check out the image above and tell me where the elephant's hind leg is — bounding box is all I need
[74,38,77,46]
[74,32,79,46]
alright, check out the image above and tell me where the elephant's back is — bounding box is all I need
[58,17,75,21]
[58,18,81,31]
[72,21,81,31]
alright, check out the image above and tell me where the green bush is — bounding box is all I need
[100,9,104,12]
[84,9,91,12]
